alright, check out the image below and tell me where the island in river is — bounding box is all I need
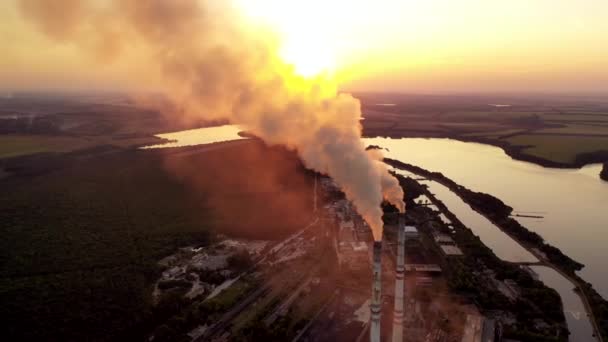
[385,158,608,341]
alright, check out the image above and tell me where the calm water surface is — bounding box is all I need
[143,125,245,149]
[408,172,538,263]
[144,127,608,300]
[530,266,598,341]
[365,137,608,299]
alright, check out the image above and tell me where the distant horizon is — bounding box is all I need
[3,88,608,99]
[3,0,608,95]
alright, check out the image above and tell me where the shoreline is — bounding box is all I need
[364,132,608,170]
[386,158,606,341]
[394,169,570,339]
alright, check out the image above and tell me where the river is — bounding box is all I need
[394,169,538,263]
[392,168,597,341]
[364,137,608,301]
[145,128,608,298]
[144,126,605,340]
[530,266,598,341]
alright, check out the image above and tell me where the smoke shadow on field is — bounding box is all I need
[162,140,315,240]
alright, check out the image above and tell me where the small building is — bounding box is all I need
[404,264,442,274]
[434,233,456,245]
[440,245,464,256]
[404,226,419,240]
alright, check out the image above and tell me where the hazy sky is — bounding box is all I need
[2,0,608,94]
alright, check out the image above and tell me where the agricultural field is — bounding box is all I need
[358,93,608,167]
[505,135,608,164]
[0,134,164,159]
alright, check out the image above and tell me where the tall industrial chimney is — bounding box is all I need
[392,216,405,342]
[371,240,382,342]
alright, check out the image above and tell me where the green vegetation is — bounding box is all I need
[506,135,608,164]
[388,159,585,272]
[0,139,314,342]
[391,161,608,341]
[579,281,608,339]
[0,151,216,342]
[0,134,163,159]
[0,135,93,158]
[201,276,259,317]
[360,93,608,168]
[396,174,568,340]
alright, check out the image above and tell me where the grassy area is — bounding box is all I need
[541,114,608,122]
[202,276,259,315]
[359,93,608,166]
[506,135,608,164]
[0,134,163,159]
[464,128,526,138]
[538,124,608,135]
[0,135,94,158]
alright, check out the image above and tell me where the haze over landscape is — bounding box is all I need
[1,1,608,342]
[2,0,608,93]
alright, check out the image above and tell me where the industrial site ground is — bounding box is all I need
[1,93,607,341]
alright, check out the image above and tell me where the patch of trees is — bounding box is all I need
[158,279,193,290]
[227,250,254,272]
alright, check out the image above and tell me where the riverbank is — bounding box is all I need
[386,158,607,341]
[453,135,608,170]
[365,132,608,170]
[393,173,570,340]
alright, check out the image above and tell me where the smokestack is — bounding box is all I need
[392,216,405,342]
[371,240,382,342]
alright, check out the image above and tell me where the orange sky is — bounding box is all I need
[1,0,608,94]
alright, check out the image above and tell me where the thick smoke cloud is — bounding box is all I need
[17,0,405,240]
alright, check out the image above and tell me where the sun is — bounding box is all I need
[236,0,343,78]
[279,39,336,78]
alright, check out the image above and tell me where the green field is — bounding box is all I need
[0,135,93,158]
[0,134,163,159]
[359,94,608,167]
[506,135,608,164]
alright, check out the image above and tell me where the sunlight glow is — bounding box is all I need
[237,0,353,78]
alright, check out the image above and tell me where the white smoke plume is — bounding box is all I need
[17,0,405,240]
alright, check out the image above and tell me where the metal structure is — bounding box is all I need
[370,240,383,342]
[392,216,405,342]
